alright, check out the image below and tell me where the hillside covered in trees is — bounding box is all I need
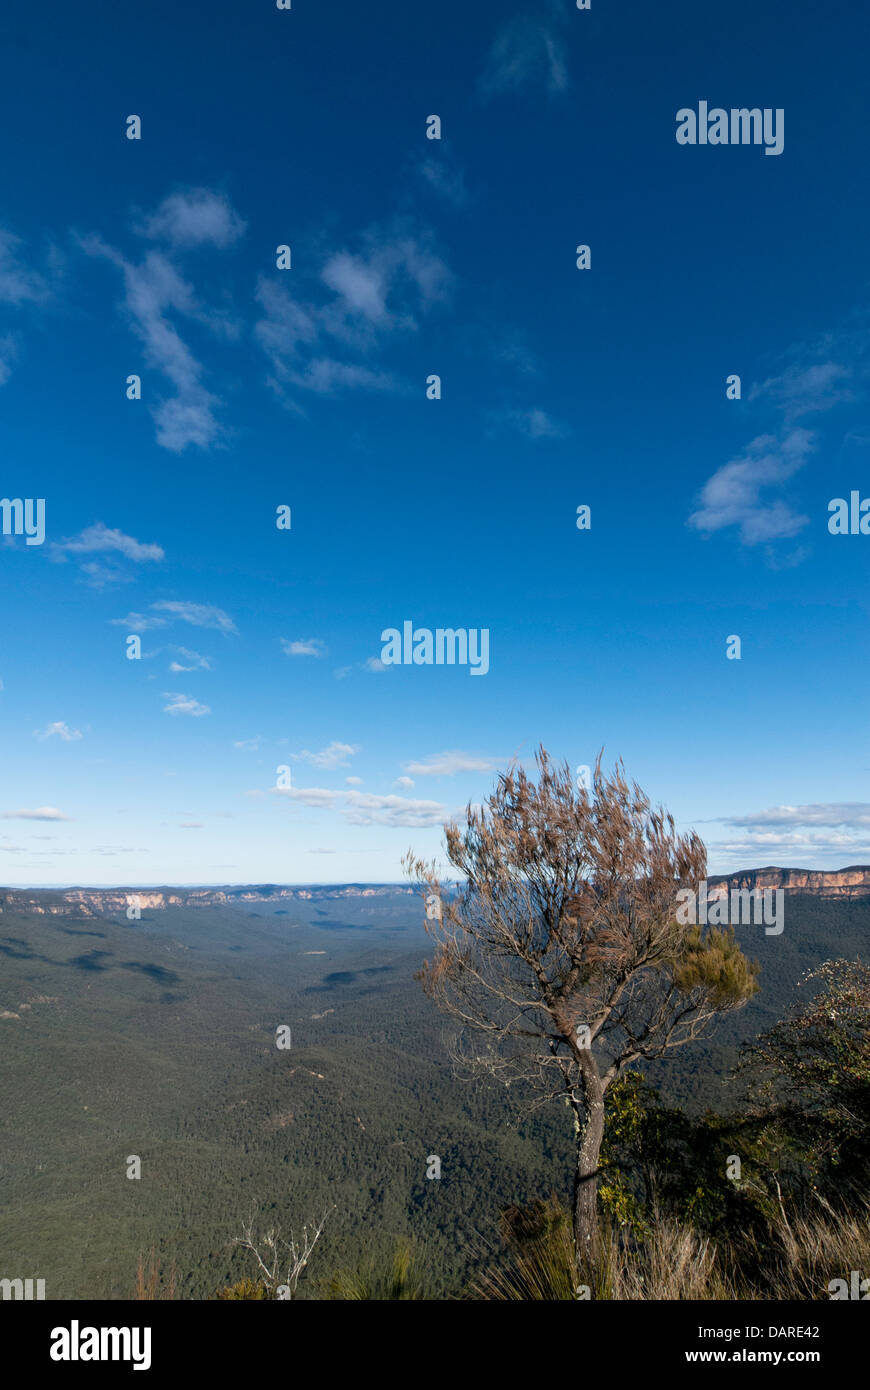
[2,879,868,1299]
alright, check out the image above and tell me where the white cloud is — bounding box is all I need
[404,751,500,777]
[282,357,395,394]
[345,776,363,786]
[750,361,852,422]
[726,803,870,829]
[254,227,451,406]
[687,428,813,545]
[110,610,168,632]
[141,189,246,250]
[363,656,387,673]
[268,783,447,827]
[708,828,870,870]
[296,741,360,769]
[169,647,213,672]
[163,692,211,717]
[0,228,54,388]
[322,252,389,324]
[705,802,870,871]
[81,228,230,452]
[234,737,261,751]
[0,807,71,821]
[343,791,446,828]
[0,227,50,305]
[110,601,235,634]
[419,158,468,206]
[281,637,327,657]
[480,15,568,98]
[273,786,338,808]
[153,395,223,452]
[153,601,236,633]
[496,407,567,441]
[52,522,164,584]
[394,775,415,789]
[55,522,163,563]
[35,721,82,742]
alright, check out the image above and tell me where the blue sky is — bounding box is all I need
[1,0,869,885]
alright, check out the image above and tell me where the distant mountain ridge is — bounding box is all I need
[0,883,416,918]
[2,868,870,918]
[708,865,870,898]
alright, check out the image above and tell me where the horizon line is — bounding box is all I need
[3,864,870,892]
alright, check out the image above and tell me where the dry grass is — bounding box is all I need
[473,1204,733,1301]
[743,1198,870,1300]
[472,1196,870,1300]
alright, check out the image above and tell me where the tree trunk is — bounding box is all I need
[572,1061,605,1270]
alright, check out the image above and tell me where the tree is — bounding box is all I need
[231,1208,333,1298]
[738,959,870,1196]
[404,749,759,1267]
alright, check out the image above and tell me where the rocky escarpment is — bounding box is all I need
[708,866,870,898]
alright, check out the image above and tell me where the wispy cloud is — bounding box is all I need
[281,637,327,657]
[51,522,164,586]
[419,156,468,207]
[480,13,569,99]
[153,601,236,632]
[750,361,852,422]
[163,692,211,717]
[404,750,500,777]
[112,600,237,634]
[54,522,164,564]
[342,790,447,828]
[687,428,814,545]
[255,223,451,407]
[295,741,360,769]
[139,189,247,250]
[726,803,870,829]
[492,407,568,441]
[169,647,213,672]
[0,227,51,305]
[271,784,447,827]
[82,237,225,451]
[0,225,55,387]
[273,785,338,808]
[34,721,82,742]
[706,802,870,870]
[110,610,167,632]
[0,806,71,821]
[81,188,244,451]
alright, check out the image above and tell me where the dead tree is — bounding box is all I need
[231,1207,333,1298]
